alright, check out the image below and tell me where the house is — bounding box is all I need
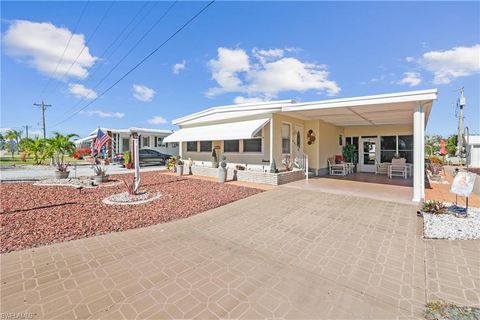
[75,127,179,158]
[466,135,480,168]
[164,89,438,202]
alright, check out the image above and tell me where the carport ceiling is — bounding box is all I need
[282,89,437,127]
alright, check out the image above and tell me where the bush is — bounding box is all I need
[422,200,448,214]
[72,148,91,159]
[428,156,444,165]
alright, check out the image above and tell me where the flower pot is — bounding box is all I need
[94,175,107,185]
[55,170,70,179]
[430,174,442,181]
[218,167,227,183]
[176,165,184,176]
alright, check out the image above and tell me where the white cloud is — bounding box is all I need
[398,72,422,87]
[420,44,480,84]
[206,48,250,97]
[2,20,97,79]
[405,56,415,62]
[172,60,186,74]
[147,116,167,125]
[79,110,124,118]
[233,96,269,104]
[132,84,155,102]
[68,83,97,100]
[206,47,340,99]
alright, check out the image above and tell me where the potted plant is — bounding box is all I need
[218,155,227,183]
[176,156,184,176]
[93,163,108,184]
[211,149,218,168]
[167,156,177,172]
[342,144,358,172]
[428,162,443,181]
[49,132,78,179]
[124,151,133,169]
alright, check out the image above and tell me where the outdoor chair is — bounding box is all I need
[328,158,347,176]
[375,160,389,175]
[388,158,407,179]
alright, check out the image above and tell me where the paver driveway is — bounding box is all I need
[1,186,478,319]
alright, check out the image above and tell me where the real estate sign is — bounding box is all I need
[451,171,477,197]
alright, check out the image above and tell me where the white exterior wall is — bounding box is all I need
[467,136,480,168]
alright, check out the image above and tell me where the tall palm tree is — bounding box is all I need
[4,129,22,144]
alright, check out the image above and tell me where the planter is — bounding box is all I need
[218,167,227,183]
[176,165,184,176]
[430,174,442,181]
[54,170,70,179]
[94,175,108,185]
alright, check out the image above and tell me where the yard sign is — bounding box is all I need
[450,171,477,197]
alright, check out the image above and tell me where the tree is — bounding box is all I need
[4,129,22,145]
[20,137,47,164]
[425,135,441,156]
[445,134,457,156]
[48,132,78,166]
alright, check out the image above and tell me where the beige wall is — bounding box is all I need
[344,125,413,137]
[181,123,271,165]
[271,113,306,168]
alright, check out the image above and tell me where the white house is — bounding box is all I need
[467,135,480,168]
[75,127,179,158]
[164,89,438,202]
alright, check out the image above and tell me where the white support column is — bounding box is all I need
[412,103,425,202]
[178,141,183,158]
[269,116,274,165]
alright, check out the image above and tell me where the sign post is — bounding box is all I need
[450,171,476,216]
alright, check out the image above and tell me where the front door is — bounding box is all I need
[359,137,378,172]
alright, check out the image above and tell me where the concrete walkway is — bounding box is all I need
[1,187,479,319]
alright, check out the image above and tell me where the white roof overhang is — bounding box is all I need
[164,118,270,142]
[282,89,437,127]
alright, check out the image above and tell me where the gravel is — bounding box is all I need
[102,191,162,205]
[423,206,480,240]
[34,177,122,188]
[0,172,262,253]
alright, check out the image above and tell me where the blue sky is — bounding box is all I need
[1,1,479,138]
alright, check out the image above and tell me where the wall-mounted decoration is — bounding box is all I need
[307,129,316,145]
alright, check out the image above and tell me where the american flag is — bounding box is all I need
[93,129,111,152]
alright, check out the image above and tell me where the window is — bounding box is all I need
[380,136,397,163]
[142,136,150,147]
[199,141,212,152]
[398,135,413,163]
[243,139,262,152]
[224,140,239,152]
[121,138,129,152]
[154,137,164,148]
[187,141,197,152]
[282,123,291,154]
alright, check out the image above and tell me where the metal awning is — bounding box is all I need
[164,118,270,142]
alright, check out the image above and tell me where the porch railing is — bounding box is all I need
[292,140,309,180]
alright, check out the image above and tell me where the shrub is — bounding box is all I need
[422,200,448,214]
[428,156,444,165]
[427,162,443,175]
[72,148,91,159]
[166,156,177,171]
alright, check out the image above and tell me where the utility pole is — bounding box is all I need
[456,87,466,157]
[33,101,52,139]
[23,125,32,139]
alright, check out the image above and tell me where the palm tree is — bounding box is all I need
[4,129,22,144]
[48,132,78,170]
[20,137,47,164]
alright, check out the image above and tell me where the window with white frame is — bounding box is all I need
[380,135,414,163]
[199,141,212,152]
[224,140,239,153]
[142,136,149,147]
[243,130,262,153]
[187,141,197,152]
[282,123,291,154]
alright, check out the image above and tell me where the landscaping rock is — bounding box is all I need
[423,206,480,240]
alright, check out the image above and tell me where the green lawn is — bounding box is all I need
[0,153,82,166]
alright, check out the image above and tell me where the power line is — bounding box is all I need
[51,0,215,128]
[59,1,167,118]
[45,1,116,99]
[34,1,90,102]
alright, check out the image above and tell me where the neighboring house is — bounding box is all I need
[466,135,480,168]
[164,89,438,201]
[75,127,179,158]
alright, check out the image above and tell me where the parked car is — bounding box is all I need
[113,153,124,165]
[139,149,171,166]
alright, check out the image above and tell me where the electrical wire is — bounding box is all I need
[51,0,215,128]
[34,1,90,101]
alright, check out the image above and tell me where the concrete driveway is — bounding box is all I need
[1,186,478,319]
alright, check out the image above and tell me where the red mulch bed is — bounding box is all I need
[0,172,262,253]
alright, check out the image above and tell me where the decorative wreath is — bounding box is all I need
[307,129,316,145]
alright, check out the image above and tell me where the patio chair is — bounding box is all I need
[388,158,407,179]
[375,160,389,175]
[328,158,347,176]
